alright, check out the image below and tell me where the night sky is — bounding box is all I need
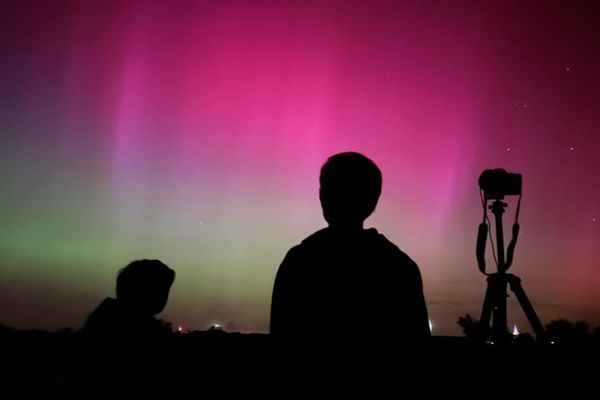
[1,0,599,336]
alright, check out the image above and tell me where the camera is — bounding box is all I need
[478,168,522,199]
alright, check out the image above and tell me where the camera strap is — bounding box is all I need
[505,194,521,271]
[476,193,490,274]
[477,192,521,274]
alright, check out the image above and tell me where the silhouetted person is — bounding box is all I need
[75,260,176,392]
[270,152,430,345]
[81,259,175,338]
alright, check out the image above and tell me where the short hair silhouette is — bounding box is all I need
[81,259,175,337]
[116,259,175,316]
[319,152,382,225]
[270,151,430,344]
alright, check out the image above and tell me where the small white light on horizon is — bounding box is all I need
[512,324,520,336]
[569,146,575,151]
[429,319,433,333]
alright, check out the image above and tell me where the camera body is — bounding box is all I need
[478,168,522,199]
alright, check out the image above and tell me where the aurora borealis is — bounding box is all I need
[1,0,599,335]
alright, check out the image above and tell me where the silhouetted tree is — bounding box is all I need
[573,320,590,338]
[457,314,484,341]
[545,319,592,345]
[592,325,600,342]
[545,319,573,344]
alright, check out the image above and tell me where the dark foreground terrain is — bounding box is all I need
[1,326,597,398]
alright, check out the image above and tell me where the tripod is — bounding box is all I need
[476,198,545,343]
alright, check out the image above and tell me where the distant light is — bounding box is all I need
[177,325,187,334]
[512,324,520,336]
[566,66,571,72]
[592,218,597,223]
[550,341,555,345]
[569,146,575,151]
[428,319,433,333]
[506,146,511,152]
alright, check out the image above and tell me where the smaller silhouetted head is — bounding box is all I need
[116,259,175,316]
[319,152,382,228]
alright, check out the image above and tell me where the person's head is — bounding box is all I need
[319,152,382,229]
[116,259,175,316]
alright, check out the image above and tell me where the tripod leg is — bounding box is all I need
[507,275,545,340]
[480,279,494,340]
[480,275,507,342]
[480,274,510,343]
[491,275,509,343]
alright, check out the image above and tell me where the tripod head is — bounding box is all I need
[476,169,522,275]
[478,168,522,201]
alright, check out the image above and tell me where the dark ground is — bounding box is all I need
[1,326,596,398]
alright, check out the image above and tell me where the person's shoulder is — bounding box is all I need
[300,227,330,245]
[286,228,330,254]
[88,297,119,317]
[81,298,121,333]
[367,228,419,267]
[278,228,329,267]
